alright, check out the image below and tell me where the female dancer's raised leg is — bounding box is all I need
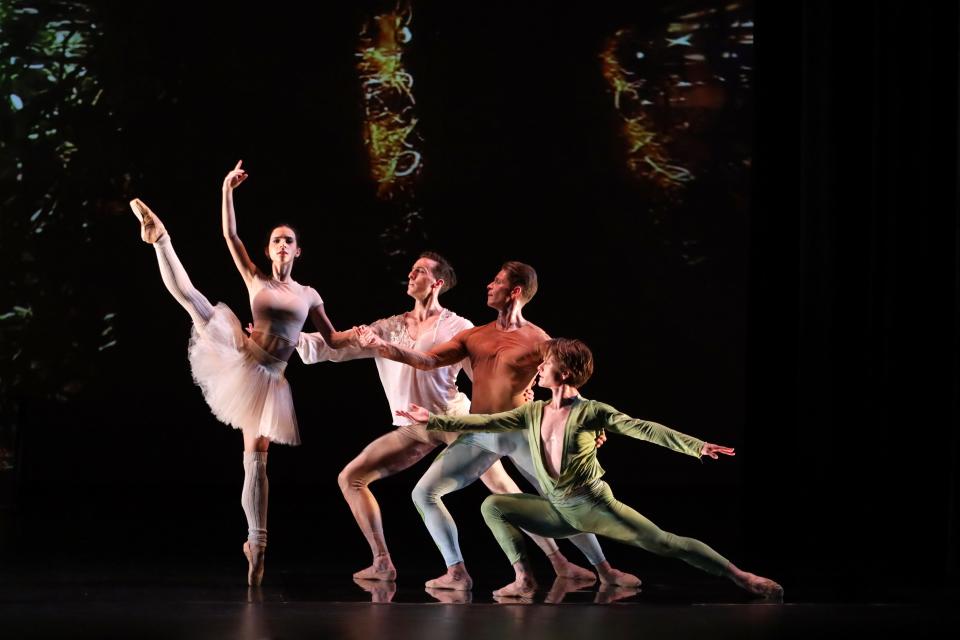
[132,198,269,586]
[131,199,213,326]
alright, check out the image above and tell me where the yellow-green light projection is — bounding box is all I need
[356,4,422,200]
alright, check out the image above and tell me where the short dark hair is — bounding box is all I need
[501,261,538,304]
[544,338,594,388]
[420,251,457,294]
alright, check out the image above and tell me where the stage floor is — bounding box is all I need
[1,560,955,640]
[1,488,956,638]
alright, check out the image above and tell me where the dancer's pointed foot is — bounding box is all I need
[129,198,166,244]
[243,541,266,587]
[740,573,784,600]
[547,552,596,582]
[596,562,642,588]
[493,576,537,598]
[353,554,397,581]
[353,578,397,603]
[729,566,784,600]
[425,563,473,590]
[425,587,473,604]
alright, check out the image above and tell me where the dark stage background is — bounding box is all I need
[1,0,958,596]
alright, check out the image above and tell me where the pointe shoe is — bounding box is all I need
[129,198,167,243]
[243,541,266,587]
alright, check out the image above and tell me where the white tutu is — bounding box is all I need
[188,303,300,446]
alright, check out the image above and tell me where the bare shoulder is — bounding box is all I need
[462,319,488,335]
[523,321,550,341]
[440,322,479,348]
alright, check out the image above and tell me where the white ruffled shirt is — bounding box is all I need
[297,309,473,426]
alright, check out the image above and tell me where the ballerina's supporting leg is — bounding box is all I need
[241,444,269,586]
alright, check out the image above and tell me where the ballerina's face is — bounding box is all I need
[267,226,301,265]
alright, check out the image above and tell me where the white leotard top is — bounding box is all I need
[248,274,321,345]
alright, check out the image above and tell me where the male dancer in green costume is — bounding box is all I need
[397,338,784,599]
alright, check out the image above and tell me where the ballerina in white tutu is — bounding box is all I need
[130,160,355,586]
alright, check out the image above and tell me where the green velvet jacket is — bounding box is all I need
[428,396,704,499]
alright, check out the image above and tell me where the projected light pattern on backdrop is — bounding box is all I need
[356,3,422,200]
[600,3,753,266]
[601,4,753,192]
[356,1,428,277]
[601,31,695,192]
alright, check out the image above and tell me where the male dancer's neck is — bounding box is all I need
[411,293,443,321]
[548,386,580,409]
[495,300,526,330]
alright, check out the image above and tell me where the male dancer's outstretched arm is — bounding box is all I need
[359,326,468,371]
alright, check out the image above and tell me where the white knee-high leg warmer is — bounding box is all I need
[153,235,214,327]
[241,451,269,547]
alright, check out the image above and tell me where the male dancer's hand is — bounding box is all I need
[396,404,429,423]
[348,325,369,348]
[357,325,385,349]
[701,443,735,459]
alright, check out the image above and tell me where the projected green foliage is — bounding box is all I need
[0,1,121,471]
